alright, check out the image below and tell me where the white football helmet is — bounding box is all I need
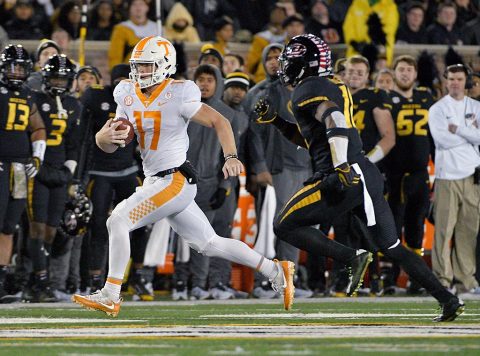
[129,36,176,88]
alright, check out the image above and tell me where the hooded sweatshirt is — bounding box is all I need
[163,2,200,43]
[244,44,311,175]
[187,65,237,208]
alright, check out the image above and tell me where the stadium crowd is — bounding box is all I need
[0,0,479,305]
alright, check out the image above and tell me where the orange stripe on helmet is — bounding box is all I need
[132,36,155,59]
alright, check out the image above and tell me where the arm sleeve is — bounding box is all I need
[180,81,202,119]
[428,103,467,150]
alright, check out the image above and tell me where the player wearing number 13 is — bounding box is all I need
[0,44,46,303]
[72,36,295,316]
[385,55,434,277]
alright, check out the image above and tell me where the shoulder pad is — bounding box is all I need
[113,79,134,97]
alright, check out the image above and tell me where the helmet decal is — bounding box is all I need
[278,34,332,87]
[129,36,177,89]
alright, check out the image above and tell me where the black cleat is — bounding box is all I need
[346,249,373,297]
[433,297,465,322]
[130,272,154,301]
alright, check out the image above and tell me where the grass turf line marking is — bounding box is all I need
[1,325,480,339]
[200,312,480,319]
[0,318,145,324]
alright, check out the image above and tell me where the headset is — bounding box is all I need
[443,64,473,90]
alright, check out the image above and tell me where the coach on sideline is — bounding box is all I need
[428,64,480,296]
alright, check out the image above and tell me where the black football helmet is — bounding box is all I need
[0,44,32,89]
[278,34,333,87]
[42,54,76,96]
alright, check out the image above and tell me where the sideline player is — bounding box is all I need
[254,34,464,322]
[0,44,46,303]
[72,36,294,316]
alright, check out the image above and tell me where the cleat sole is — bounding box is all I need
[347,252,373,297]
[280,261,295,311]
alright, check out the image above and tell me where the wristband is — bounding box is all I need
[224,153,238,162]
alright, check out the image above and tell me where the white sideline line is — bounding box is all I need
[0,325,480,339]
[200,312,480,319]
[0,318,144,324]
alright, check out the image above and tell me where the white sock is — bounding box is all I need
[102,278,121,301]
[201,235,277,279]
[257,257,279,281]
[106,213,131,281]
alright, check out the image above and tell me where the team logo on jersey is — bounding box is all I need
[101,102,110,111]
[0,87,7,94]
[124,95,133,106]
[392,96,400,104]
[165,91,172,100]
[42,103,51,112]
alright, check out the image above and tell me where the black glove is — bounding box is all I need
[335,162,361,188]
[209,188,228,210]
[25,157,41,178]
[253,98,277,124]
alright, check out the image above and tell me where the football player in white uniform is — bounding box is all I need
[72,36,295,316]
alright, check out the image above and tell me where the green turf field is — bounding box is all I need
[0,297,479,355]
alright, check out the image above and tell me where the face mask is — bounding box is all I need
[172,23,187,32]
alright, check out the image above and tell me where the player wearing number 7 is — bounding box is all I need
[383,55,435,294]
[72,36,295,316]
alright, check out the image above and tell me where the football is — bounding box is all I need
[112,117,135,146]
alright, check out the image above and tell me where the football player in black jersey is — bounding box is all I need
[0,45,46,303]
[345,55,395,165]
[80,64,152,300]
[24,54,81,302]
[254,34,463,321]
[383,55,435,294]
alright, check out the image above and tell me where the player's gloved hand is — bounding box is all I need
[335,162,361,188]
[209,187,229,210]
[253,98,277,124]
[25,157,41,178]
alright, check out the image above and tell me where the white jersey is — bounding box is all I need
[114,79,202,176]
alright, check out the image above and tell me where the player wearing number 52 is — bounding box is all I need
[24,54,81,302]
[74,36,295,317]
[383,55,435,290]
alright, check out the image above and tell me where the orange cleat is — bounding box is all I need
[72,290,122,317]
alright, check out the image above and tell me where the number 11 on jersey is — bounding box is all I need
[133,110,161,150]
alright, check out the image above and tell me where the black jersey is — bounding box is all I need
[81,85,137,172]
[0,84,37,162]
[34,91,82,168]
[386,88,434,173]
[353,87,392,153]
[291,76,365,174]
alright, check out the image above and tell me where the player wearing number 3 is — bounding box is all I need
[72,36,295,316]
